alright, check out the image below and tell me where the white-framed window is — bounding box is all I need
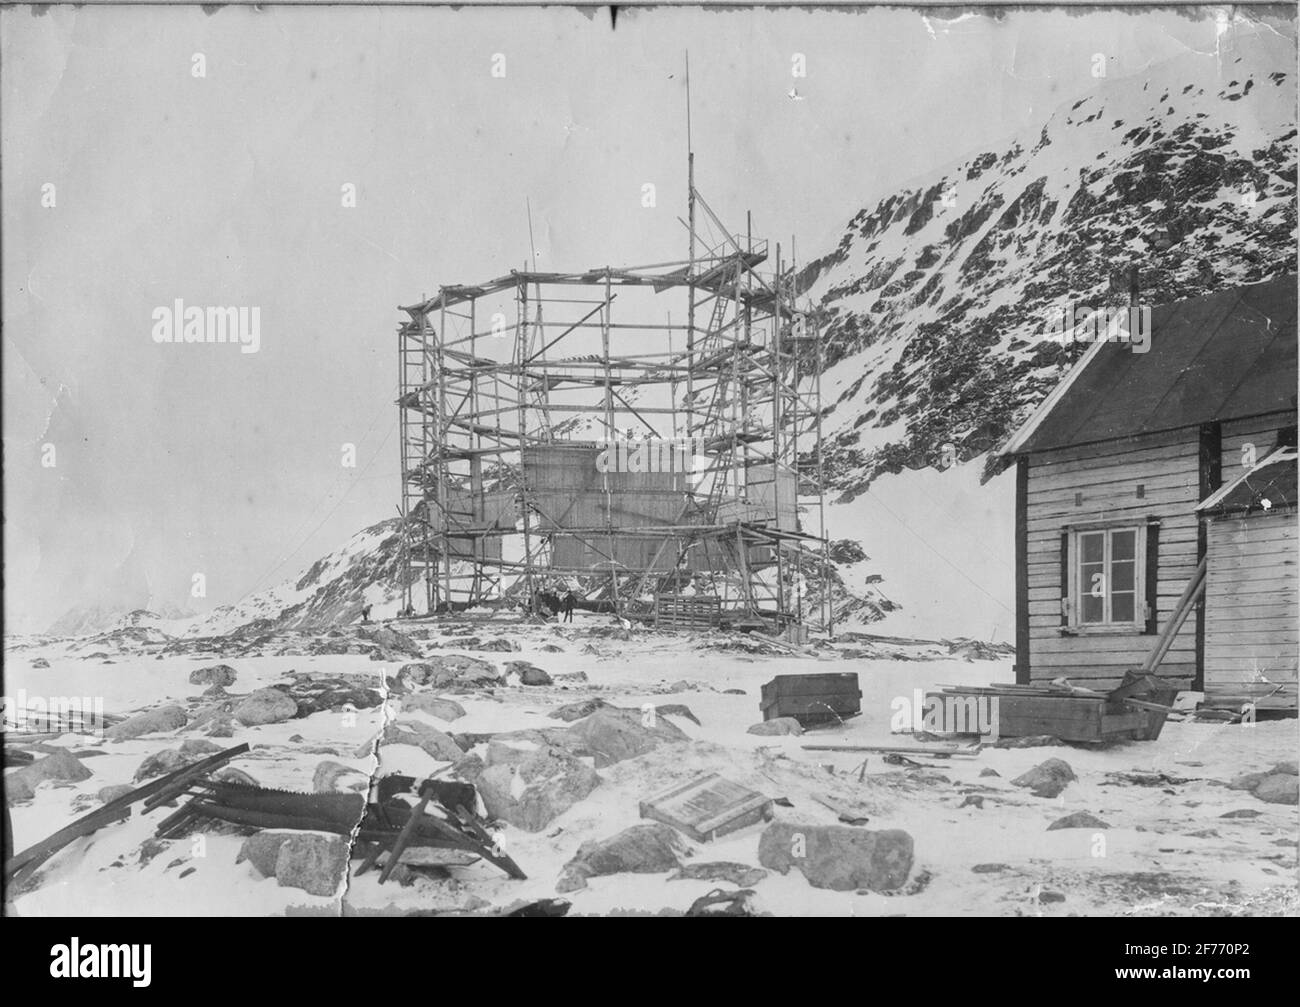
[1065,524,1147,630]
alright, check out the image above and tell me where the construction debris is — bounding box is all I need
[152,775,527,881]
[4,743,251,887]
[802,743,980,758]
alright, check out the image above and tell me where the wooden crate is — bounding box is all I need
[761,673,861,726]
[926,689,1147,744]
[638,773,773,842]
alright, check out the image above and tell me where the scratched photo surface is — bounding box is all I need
[3,3,1297,918]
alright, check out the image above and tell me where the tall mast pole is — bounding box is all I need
[685,52,696,447]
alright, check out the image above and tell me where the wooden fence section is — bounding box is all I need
[655,594,722,630]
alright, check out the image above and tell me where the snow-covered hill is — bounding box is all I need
[47,599,195,638]
[795,30,1296,640]
[800,30,1296,498]
[178,519,412,638]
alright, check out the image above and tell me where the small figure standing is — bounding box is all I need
[361,603,373,623]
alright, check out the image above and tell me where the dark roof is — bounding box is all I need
[1197,447,1298,516]
[1013,274,1297,454]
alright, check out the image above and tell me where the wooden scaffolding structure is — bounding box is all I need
[396,184,831,632]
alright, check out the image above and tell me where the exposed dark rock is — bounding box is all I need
[1047,811,1110,830]
[1012,758,1076,798]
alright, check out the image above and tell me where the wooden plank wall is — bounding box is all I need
[1220,411,1296,475]
[1204,510,1299,711]
[1025,427,1201,689]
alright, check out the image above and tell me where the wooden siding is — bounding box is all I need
[1220,411,1296,475]
[1024,428,1202,689]
[1203,510,1299,711]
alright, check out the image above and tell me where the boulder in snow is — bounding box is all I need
[274,832,352,896]
[506,661,553,686]
[233,688,299,726]
[565,706,689,768]
[189,664,237,687]
[747,717,803,736]
[477,745,600,832]
[397,655,500,690]
[238,830,292,878]
[758,822,914,892]
[557,822,685,892]
[1012,758,1076,798]
[381,720,464,761]
[399,694,466,721]
[1253,774,1299,805]
[548,697,610,722]
[7,750,93,801]
[1047,811,1110,830]
[313,760,371,793]
[105,705,188,741]
[134,747,212,782]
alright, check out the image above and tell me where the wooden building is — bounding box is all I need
[1196,446,1298,711]
[999,275,1297,708]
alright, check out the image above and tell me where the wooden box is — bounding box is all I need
[925,690,1147,744]
[638,773,773,842]
[761,672,861,726]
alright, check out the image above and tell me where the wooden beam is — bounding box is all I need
[1015,456,1030,684]
[1195,421,1221,691]
[378,789,432,885]
[1141,556,1208,674]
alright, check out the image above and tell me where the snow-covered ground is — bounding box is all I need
[5,613,1296,917]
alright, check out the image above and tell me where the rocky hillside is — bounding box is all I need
[799,31,1297,500]
[179,519,413,638]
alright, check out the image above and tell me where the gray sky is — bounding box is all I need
[2,4,1271,631]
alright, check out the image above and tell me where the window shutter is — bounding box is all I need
[1144,522,1160,634]
[1060,530,1070,626]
